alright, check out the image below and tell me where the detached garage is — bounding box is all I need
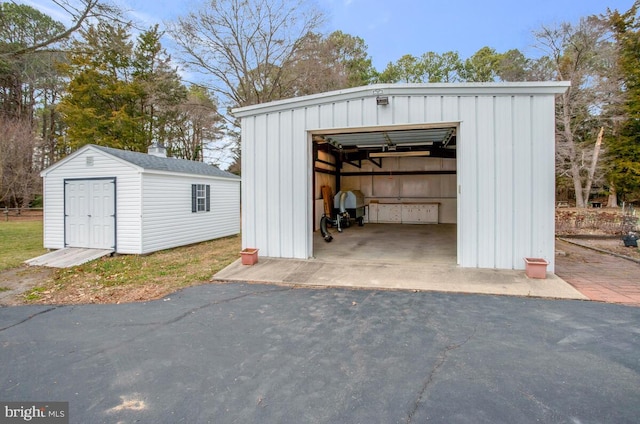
[233,82,569,272]
[41,144,240,255]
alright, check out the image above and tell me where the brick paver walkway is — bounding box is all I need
[555,239,640,307]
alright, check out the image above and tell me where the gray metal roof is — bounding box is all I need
[90,145,239,179]
[232,82,571,117]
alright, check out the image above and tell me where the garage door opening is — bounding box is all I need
[311,124,458,264]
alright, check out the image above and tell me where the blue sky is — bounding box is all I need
[322,0,635,68]
[18,0,636,70]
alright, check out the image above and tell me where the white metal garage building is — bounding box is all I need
[233,82,569,272]
[40,144,240,255]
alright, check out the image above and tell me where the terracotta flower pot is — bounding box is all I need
[524,257,548,279]
[241,248,259,265]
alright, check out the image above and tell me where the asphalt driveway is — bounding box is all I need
[1,283,639,423]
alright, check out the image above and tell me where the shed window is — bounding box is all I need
[191,184,211,212]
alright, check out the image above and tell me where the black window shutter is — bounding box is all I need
[191,184,197,213]
[206,185,211,211]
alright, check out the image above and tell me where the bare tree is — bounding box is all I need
[169,0,324,110]
[169,85,227,164]
[0,118,40,208]
[0,0,121,59]
[534,18,614,208]
[285,31,376,96]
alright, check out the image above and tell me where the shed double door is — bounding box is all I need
[65,179,115,249]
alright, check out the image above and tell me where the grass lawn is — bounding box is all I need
[0,220,46,271]
[24,234,242,304]
[0,219,242,304]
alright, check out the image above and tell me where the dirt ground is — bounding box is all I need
[563,237,640,262]
[0,265,54,306]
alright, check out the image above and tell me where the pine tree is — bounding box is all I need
[132,25,187,149]
[58,22,144,151]
[606,1,640,201]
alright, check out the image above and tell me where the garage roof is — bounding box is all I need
[232,82,571,117]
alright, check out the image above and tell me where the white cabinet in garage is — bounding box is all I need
[367,203,439,224]
[376,204,402,223]
[401,203,439,224]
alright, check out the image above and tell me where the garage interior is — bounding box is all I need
[312,124,458,264]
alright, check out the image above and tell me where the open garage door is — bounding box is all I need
[64,178,116,249]
[312,124,458,264]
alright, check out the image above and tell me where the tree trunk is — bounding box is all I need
[583,126,604,206]
[562,92,587,208]
[607,181,618,208]
[571,162,586,208]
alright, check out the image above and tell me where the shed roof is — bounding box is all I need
[42,144,239,180]
[232,82,571,118]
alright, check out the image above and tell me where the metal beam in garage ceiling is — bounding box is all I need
[314,127,457,160]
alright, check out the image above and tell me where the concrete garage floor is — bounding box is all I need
[315,223,457,265]
[214,224,586,300]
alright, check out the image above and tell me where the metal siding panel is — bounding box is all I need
[292,108,309,258]
[394,96,411,124]
[441,96,459,121]
[512,96,534,268]
[377,98,394,125]
[333,102,349,128]
[266,113,282,256]
[531,95,556,271]
[458,96,478,267]
[241,116,256,250]
[254,114,270,254]
[361,97,379,126]
[347,99,364,127]
[477,96,496,268]
[305,107,322,257]
[408,96,427,122]
[279,111,294,257]
[494,96,515,269]
[319,103,334,128]
[425,96,443,122]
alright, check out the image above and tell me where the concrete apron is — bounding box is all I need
[213,258,585,300]
[214,224,586,300]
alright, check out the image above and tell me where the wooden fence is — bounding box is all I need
[2,208,43,222]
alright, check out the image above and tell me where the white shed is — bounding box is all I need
[41,144,240,255]
[233,82,569,272]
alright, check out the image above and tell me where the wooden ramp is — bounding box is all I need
[26,248,113,268]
